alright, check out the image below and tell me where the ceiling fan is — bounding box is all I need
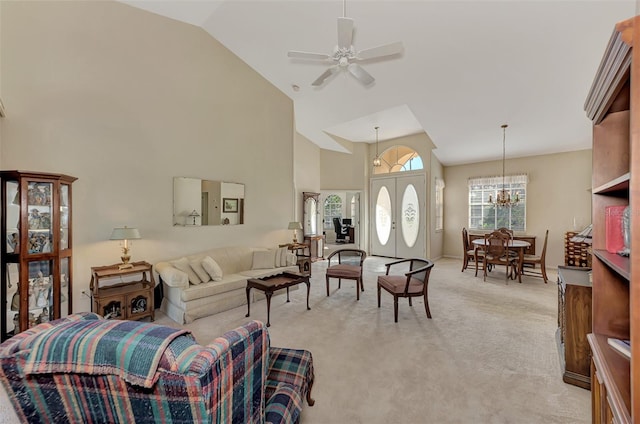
[287,3,404,87]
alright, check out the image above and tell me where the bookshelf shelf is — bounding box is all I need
[593,249,630,280]
[593,172,630,195]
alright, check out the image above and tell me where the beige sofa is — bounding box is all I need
[155,246,299,324]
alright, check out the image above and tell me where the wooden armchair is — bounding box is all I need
[482,231,519,284]
[377,258,435,322]
[325,248,367,300]
[461,227,483,272]
[522,229,549,283]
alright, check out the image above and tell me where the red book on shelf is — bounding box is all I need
[605,205,626,253]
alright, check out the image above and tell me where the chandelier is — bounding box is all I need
[373,126,381,167]
[489,124,519,207]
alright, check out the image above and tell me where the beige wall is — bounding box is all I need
[0,1,295,312]
[294,131,321,226]
[443,149,592,269]
[430,152,444,259]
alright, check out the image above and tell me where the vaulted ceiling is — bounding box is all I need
[122,0,636,165]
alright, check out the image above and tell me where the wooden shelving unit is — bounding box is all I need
[584,15,638,424]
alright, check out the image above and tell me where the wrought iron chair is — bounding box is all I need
[377,258,435,322]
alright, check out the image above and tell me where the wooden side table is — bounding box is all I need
[90,261,155,322]
[280,243,312,276]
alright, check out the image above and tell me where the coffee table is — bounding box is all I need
[245,272,311,327]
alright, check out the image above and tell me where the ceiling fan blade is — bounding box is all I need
[337,17,354,49]
[356,41,404,60]
[288,51,331,60]
[311,66,339,86]
[347,63,374,86]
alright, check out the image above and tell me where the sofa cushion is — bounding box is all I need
[179,274,248,302]
[202,256,224,281]
[171,257,202,285]
[189,259,211,283]
[252,250,277,269]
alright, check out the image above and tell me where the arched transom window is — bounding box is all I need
[373,145,423,175]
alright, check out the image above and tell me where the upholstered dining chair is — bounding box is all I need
[325,248,366,300]
[482,231,519,284]
[377,258,434,322]
[461,227,483,272]
[522,229,549,283]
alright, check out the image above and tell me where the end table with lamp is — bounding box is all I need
[93,227,155,321]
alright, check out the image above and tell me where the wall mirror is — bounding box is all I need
[303,192,320,235]
[173,177,245,226]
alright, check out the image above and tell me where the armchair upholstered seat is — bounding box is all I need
[325,248,366,300]
[377,258,435,322]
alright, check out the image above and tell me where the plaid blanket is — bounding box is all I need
[22,319,191,388]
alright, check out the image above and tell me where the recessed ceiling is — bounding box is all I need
[121,0,636,165]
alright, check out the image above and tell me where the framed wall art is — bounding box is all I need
[223,198,238,213]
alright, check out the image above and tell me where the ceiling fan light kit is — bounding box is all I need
[288,5,403,87]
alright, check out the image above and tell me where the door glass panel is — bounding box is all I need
[27,182,53,255]
[376,186,392,245]
[401,184,420,248]
[60,184,70,250]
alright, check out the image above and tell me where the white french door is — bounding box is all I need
[370,174,426,258]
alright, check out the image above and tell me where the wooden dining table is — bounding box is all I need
[471,238,531,282]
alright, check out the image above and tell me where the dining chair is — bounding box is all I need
[325,248,366,300]
[522,229,549,283]
[482,231,519,283]
[461,227,483,272]
[377,258,434,322]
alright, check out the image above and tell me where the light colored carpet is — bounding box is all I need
[163,257,590,423]
[0,257,590,423]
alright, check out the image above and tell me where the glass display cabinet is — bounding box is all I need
[1,171,77,341]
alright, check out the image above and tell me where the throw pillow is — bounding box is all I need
[274,247,289,268]
[252,250,276,270]
[189,260,211,283]
[170,257,202,285]
[202,256,223,281]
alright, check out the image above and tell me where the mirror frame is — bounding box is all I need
[303,192,320,236]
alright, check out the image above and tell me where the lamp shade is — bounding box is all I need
[110,227,141,241]
[288,221,303,230]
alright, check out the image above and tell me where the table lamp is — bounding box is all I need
[288,221,303,243]
[188,210,200,226]
[110,226,141,270]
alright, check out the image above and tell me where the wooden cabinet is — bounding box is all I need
[0,171,76,341]
[584,15,638,423]
[557,266,592,389]
[304,235,325,262]
[90,261,155,322]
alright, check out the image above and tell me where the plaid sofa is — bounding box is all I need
[0,313,314,423]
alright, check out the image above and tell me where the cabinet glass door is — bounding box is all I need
[5,263,19,337]
[60,184,70,250]
[27,260,54,328]
[60,258,70,318]
[27,182,53,255]
[6,181,19,254]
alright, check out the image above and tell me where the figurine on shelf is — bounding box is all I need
[39,307,49,323]
[28,209,41,229]
[6,232,19,253]
[28,313,37,328]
